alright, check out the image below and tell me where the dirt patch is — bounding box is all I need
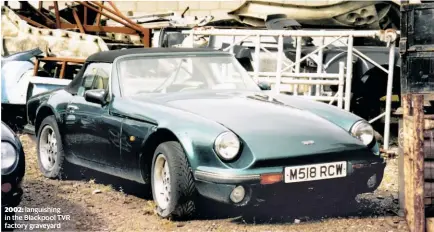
[15,134,408,232]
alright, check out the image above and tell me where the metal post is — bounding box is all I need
[190,30,194,47]
[383,41,396,151]
[344,35,354,111]
[294,36,302,96]
[275,35,284,95]
[230,35,235,53]
[254,34,261,81]
[338,61,345,109]
[316,35,324,97]
[369,112,386,124]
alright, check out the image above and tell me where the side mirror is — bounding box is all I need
[84,89,108,105]
[258,82,271,91]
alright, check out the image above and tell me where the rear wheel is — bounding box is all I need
[151,141,196,220]
[37,116,67,179]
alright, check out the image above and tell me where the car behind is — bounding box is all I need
[1,121,25,231]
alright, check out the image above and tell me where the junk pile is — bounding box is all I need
[1,1,152,58]
[2,6,108,58]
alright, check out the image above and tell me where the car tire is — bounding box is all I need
[151,141,196,220]
[36,115,67,179]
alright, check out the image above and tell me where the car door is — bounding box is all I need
[63,63,123,166]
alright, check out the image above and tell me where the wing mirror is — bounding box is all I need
[84,89,108,105]
[258,82,271,91]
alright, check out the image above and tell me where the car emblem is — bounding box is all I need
[302,140,315,145]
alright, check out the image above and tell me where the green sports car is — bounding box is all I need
[25,48,385,219]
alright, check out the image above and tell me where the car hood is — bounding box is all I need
[134,90,367,160]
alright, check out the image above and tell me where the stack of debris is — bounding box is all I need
[1,1,152,58]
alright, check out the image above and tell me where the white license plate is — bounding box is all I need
[284,161,347,183]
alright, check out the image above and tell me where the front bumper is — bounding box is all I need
[194,159,386,206]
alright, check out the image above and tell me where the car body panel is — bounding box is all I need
[228,0,400,29]
[63,96,122,166]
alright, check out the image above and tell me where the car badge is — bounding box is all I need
[302,140,315,145]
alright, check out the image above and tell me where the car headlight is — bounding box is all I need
[351,121,375,146]
[214,132,241,161]
[1,142,18,175]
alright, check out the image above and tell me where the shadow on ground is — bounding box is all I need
[59,162,397,225]
[17,179,106,231]
[61,163,153,199]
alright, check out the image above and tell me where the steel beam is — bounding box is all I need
[72,9,85,34]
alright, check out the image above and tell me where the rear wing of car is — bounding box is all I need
[26,77,72,102]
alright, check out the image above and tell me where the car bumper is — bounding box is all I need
[194,159,386,206]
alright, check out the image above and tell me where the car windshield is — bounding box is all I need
[118,55,260,96]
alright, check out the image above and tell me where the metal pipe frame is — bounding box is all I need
[279,36,344,74]
[344,35,354,111]
[337,62,345,109]
[369,112,386,124]
[274,35,284,95]
[293,96,343,101]
[222,35,251,52]
[254,35,261,81]
[253,72,340,79]
[294,36,302,96]
[280,79,341,85]
[316,33,325,97]
[182,29,393,39]
[383,41,396,150]
[258,45,294,72]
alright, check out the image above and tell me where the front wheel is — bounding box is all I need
[37,116,67,179]
[151,141,196,220]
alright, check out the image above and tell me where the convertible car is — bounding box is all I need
[25,48,385,219]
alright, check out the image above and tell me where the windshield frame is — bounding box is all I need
[112,52,259,97]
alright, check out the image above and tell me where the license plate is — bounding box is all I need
[284,161,347,183]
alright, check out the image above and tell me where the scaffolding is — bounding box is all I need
[182,28,399,151]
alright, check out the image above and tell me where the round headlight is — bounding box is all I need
[351,121,374,146]
[214,132,241,161]
[1,142,18,175]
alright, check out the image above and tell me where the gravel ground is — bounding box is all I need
[13,134,408,232]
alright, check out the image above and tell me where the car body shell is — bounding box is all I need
[26,48,385,205]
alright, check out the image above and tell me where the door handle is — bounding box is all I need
[66,105,79,112]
